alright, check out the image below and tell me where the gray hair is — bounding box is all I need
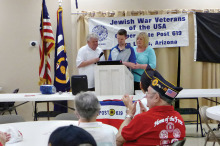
[86,33,99,42]
[151,87,173,105]
[75,92,100,121]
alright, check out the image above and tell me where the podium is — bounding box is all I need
[95,65,134,95]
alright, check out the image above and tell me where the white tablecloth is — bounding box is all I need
[0,121,118,146]
[136,89,220,98]
[0,89,220,102]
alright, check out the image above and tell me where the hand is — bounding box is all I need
[139,100,147,113]
[134,63,147,70]
[133,63,139,69]
[121,94,133,109]
[0,132,7,145]
[129,63,136,69]
[122,62,135,69]
[94,57,100,63]
[5,133,10,142]
[127,101,137,117]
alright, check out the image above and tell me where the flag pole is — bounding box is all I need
[42,3,48,85]
[44,41,50,120]
[44,42,48,85]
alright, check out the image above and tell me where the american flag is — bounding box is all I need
[165,88,177,98]
[39,0,55,85]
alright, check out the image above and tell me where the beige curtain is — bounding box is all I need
[75,9,220,117]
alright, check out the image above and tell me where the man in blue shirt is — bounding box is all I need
[108,29,136,69]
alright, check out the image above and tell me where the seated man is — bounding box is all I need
[116,70,185,146]
[108,29,136,69]
[48,125,97,146]
[75,92,116,146]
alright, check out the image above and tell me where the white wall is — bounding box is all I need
[0,0,73,121]
[71,0,220,12]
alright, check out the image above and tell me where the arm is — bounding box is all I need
[76,47,100,68]
[122,61,136,69]
[116,116,132,146]
[133,47,156,69]
[116,95,137,146]
[78,58,100,68]
[134,63,148,69]
[128,47,136,64]
[123,47,136,69]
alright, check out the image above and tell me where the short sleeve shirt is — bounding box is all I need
[79,122,116,146]
[108,44,136,63]
[132,46,156,82]
[121,106,185,146]
[76,45,105,88]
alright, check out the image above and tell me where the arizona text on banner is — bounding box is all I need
[39,0,55,85]
[89,13,189,50]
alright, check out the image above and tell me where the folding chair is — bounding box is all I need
[199,106,220,146]
[172,137,186,146]
[0,88,19,115]
[54,113,79,120]
[175,97,203,137]
[0,114,25,124]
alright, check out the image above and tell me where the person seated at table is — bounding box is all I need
[108,29,136,69]
[48,125,97,146]
[132,32,156,91]
[75,92,116,146]
[0,131,10,146]
[116,70,186,146]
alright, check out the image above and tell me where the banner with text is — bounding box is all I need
[89,13,189,50]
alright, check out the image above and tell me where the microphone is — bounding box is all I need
[99,52,104,58]
[95,52,104,64]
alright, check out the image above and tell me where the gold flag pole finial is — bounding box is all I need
[58,0,62,7]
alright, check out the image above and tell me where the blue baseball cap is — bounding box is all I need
[48,125,97,146]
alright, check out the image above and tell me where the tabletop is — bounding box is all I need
[0,92,144,102]
[206,105,220,121]
[136,89,220,98]
[0,120,118,146]
[0,88,220,102]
